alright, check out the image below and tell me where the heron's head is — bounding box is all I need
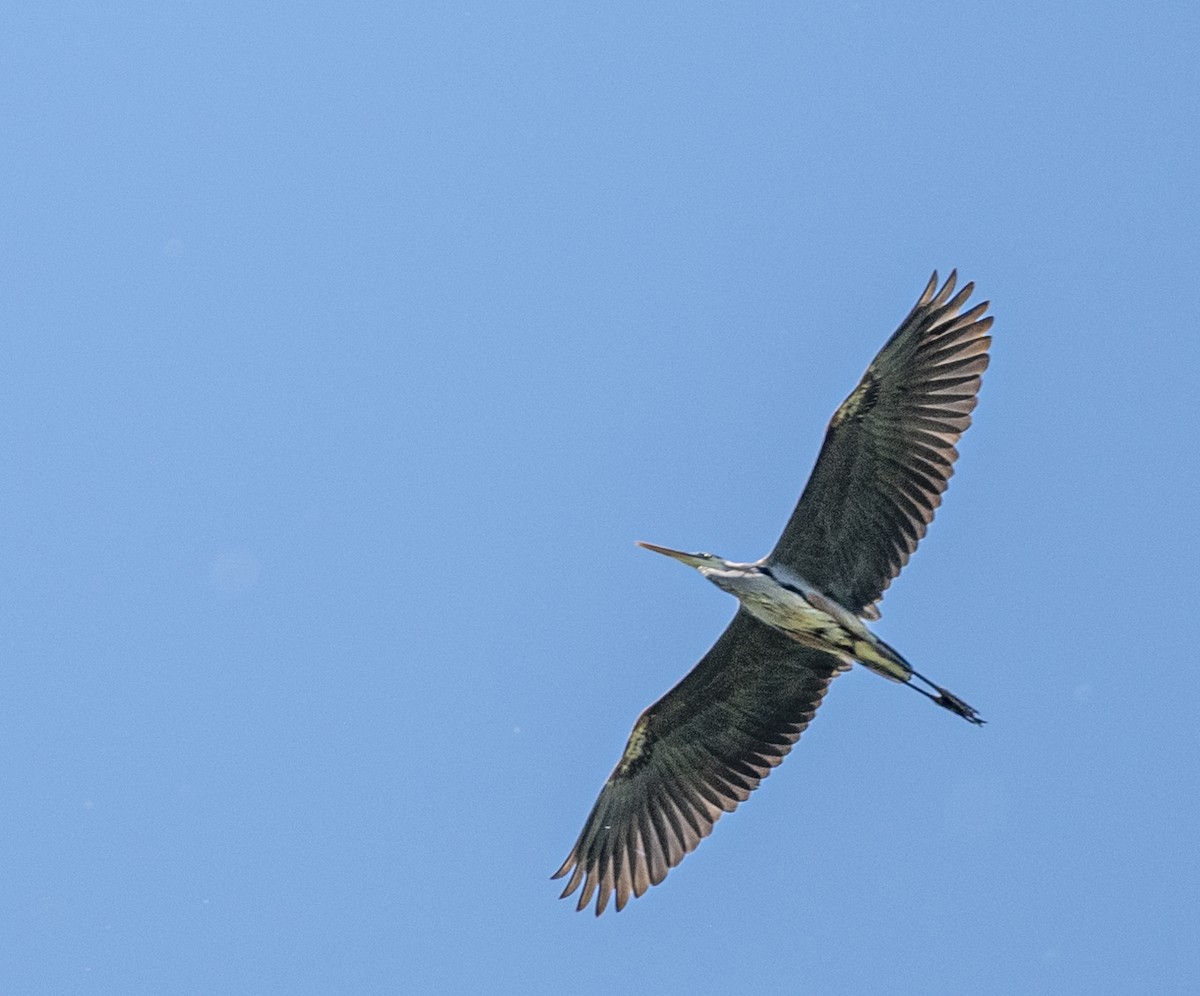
[636,542,729,574]
[637,542,761,599]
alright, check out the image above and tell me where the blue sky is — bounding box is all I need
[3,3,1198,993]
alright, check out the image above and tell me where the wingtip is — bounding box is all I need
[920,270,939,304]
[931,270,959,308]
[920,269,964,307]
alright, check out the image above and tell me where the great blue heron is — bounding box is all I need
[553,271,992,915]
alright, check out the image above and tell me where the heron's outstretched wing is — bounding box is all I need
[768,271,992,619]
[553,610,841,915]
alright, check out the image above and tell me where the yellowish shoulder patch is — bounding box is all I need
[616,713,653,776]
[830,370,878,429]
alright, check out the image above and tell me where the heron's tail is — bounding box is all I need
[851,634,913,683]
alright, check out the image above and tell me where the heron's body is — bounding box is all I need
[654,550,911,682]
[554,271,994,914]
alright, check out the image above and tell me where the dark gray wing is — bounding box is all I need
[553,610,841,915]
[768,271,992,619]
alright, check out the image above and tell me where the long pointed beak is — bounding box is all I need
[636,541,708,569]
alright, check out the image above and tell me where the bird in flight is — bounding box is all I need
[553,271,992,915]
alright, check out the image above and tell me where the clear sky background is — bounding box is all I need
[3,4,1198,994]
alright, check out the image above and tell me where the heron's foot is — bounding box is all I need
[934,687,985,725]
